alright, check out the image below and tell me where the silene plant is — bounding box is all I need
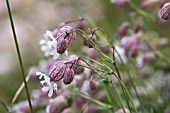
[4,0,170,113]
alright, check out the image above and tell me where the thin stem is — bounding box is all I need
[110,81,126,113]
[113,72,138,113]
[5,0,33,112]
[114,47,144,110]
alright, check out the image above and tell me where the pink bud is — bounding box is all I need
[160,2,170,20]
[117,21,130,39]
[49,61,67,81]
[89,80,96,90]
[83,34,96,48]
[57,39,68,54]
[142,52,156,63]
[63,68,74,84]
[56,26,76,44]
[46,90,72,113]
[123,35,140,56]
[87,48,99,60]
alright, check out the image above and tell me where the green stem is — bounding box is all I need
[5,0,33,112]
[114,47,144,111]
[80,93,112,109]
[110,81,126,113]
[113,72,138,113]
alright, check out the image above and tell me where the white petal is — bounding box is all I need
[46,30,55,40]
[40,80,46,85]
[44,51,50,57]
[36,72,43,76]
[65,50,68,56]
[49,49,56,55]
[53,53,60,60]
[48,87,53,97]
[39,39,46,45]
[41,45,48,52]
[42,86,50,92]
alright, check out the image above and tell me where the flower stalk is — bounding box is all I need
[5,0,33,112]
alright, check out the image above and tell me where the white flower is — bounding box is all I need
[36,72,58,97]
[39,30,68,59]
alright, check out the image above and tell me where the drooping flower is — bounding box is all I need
[63,68,74,84]
[48,61,67,81]
[39,30,68,59]
[36,72,58,97]
[160,2,170,20]
[55,26,76,44]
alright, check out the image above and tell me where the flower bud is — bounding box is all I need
[57,39,68,54]
[160,2,170,20]
[83,34,96,48]
[87,48,99,60]
[142,52,156,63]
[63,68,74,84]
[117,21,130,39]
[49,61,67,81]
[122,35,140,56]
[89,80,96,90]
[46,90,72,113]
[56,26,76,44]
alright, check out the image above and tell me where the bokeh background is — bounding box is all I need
[0,0,170,112]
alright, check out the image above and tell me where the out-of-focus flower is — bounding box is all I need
[111,0,129,6]
[84,103,97,113]
[117,21,129,39]
[46,90,72,113]
[136,52,156,67]
[114,45,127,63]
[160,2,170,20]
[39,30,68,59]
[87,48,99,60]
[11,100,36,113]
[142,51,156,63]
[141,0,160,9]
[121,35,140,56]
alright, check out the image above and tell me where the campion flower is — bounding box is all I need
[160,2,170,20]
[39,30,68,59]
[63,68,74,84]
[55,26,76,44]
[36,72,58,97]
[36,59,80,97]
